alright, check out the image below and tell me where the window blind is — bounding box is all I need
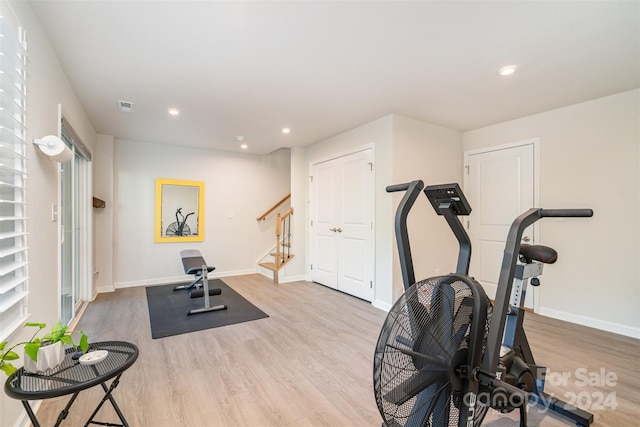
[0,2,29,342]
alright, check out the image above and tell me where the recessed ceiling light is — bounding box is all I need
[281,127,290,134]
[168,108,180,116]
[236,135,245,142]
[240,144,248,149]
[498,65,518,76]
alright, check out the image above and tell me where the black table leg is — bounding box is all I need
[21,401,40,427]
[55,392,80,427]
[83,374,129,427]
[22,391,80,427]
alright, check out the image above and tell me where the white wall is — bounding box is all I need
[1,2,97,426]
[94,134,114,294]
[284,146,308,281]
[391,115,464,302]
[463,89,640,337]
[113,139,290,287]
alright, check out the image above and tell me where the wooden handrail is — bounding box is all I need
[280,207,294,220]
[275,208,294,240]
[257,194,291,221]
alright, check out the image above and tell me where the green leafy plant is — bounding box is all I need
[0,322,89,376]
[0,341,21,376]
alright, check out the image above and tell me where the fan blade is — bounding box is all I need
[386,343,449,369]
[410,283,458,363]
[405,379,451,427]
[383,369,445,406]
[430,385,452,427]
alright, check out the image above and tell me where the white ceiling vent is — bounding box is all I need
[118,100,133,112]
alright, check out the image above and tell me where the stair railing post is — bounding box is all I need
[286,215,291,260]
[275,213,282,268]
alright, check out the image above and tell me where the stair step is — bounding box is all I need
[274,254,295,263]
[259,262,277,271]
[260,254,295,272]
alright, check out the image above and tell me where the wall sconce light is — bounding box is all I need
[33,135,73,162]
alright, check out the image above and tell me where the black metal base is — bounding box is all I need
[531,392,594,426]
[173,274,203,291]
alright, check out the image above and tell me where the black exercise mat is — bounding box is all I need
[145,279,268,339]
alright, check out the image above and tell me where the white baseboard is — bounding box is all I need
[221,269,262,278]
[278,274,306,283]
[372,299,392,312]
[114,275,186,289]
[256,268,306,284]
[96,285,115,294]
[113,269,256,290]
[538,307,640,339]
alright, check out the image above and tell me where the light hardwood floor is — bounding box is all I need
[35,274,639,426]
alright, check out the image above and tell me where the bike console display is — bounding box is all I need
[424,183,472,216]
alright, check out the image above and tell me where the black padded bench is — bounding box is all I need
[174,249,216,291]
[174,249,227,315]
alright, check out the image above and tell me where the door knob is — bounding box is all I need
[522,236,531,242]
[330,228,337,232]
[336,228,343,233]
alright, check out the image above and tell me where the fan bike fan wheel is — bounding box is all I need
[166,222,191,237]
[374,275,491,427]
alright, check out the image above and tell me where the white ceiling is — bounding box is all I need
[29,1,639,155]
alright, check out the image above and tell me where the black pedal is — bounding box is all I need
[190,288,222,299]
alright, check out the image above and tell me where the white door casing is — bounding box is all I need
[310,148,374,301]
[464,140,538,308]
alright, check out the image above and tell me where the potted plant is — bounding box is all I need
[0,322,89,376]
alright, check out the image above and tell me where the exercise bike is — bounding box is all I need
[373,180,593,427]
[166,207,194,237]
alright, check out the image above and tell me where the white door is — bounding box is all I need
[464,142,536,307]
[311,159,339,289]
[310,148,374,301]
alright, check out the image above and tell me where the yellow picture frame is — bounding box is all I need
[155,178,204,243]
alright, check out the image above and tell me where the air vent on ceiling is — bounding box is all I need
[118,100,133,112]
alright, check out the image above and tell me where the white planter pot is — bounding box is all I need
[23,341,65,373]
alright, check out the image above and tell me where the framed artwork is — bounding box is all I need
[155,178,204,243]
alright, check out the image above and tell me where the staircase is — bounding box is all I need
[257,195,294,284]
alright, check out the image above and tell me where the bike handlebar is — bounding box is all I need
[539,208,593,218]
[386,183,411,193]
[387,180,424,291]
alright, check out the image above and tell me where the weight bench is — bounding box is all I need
[174,249,227,316]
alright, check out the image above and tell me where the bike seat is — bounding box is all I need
[519,244,557,264]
